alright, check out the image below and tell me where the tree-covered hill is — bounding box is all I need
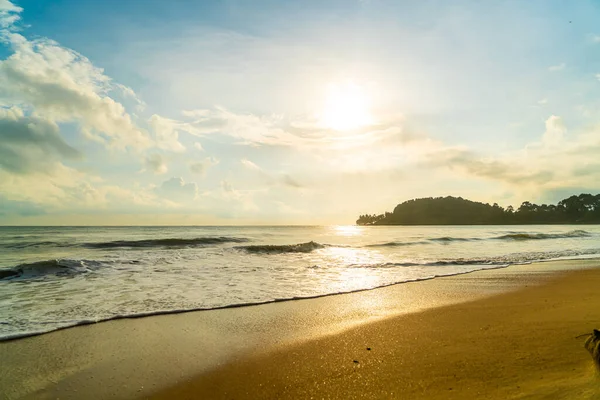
[356,194,600,225]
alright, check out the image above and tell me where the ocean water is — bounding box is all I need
[1,225,599,340]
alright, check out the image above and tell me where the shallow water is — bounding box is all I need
[1,225,599,340]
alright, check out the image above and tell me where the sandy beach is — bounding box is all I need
[151,262,600,400]
[2,0,600,397]
[1,260,599,399]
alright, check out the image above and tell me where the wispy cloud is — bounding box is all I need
[281,175,303,188]
[0,0,22,28]
[240,158,303,189]
[420,115,600,197]
[181,107,416,153]
[240,158,262,171]
[423,147,554,186]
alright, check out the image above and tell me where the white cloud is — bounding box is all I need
[181,107,416,154]
[548,63,566,72]
[0,3,188,154]
[542,115,566,147]
[190,156,219,175]
[596,73,600,82]
[0,33,151,150]
[0,1,209,219]
[182,106,302,147]
[144,154,168,174]
[148,114,187,152]
[114,83,146,112]
[0,0,21,28]
[1,0,598,223]
[592,35,600,43]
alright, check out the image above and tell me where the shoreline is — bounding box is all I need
[0,261,514,343]
[151,262,600,400]
[1,259,599,399]
[3,256,598,343]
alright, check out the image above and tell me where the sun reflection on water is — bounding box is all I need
[325,246,379,265]
[333,225,363,237]
[318,246,388,292]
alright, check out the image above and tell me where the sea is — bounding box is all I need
[1,225,599,341]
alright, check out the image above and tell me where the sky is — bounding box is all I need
[1,0,600,225]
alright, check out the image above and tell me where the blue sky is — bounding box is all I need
[1,0,599,224]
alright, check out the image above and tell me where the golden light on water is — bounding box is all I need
[322,82,373,131]
[333,225,363,236]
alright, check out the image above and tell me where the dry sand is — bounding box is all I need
[1,260,599,399]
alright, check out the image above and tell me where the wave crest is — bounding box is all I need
[2,241,64,249]
[239,241,326,254]
[365,241,426,248]
[429,237,476,243]
[495,230,590,241]
[0,259,103,281]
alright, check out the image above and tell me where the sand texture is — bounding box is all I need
[150,267,600,399]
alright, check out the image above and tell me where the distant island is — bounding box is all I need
[356,194,600,225]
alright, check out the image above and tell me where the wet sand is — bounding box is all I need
[1,260,599,399]
[151,262,600,400]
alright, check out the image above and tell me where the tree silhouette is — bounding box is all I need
[356,194,600,225]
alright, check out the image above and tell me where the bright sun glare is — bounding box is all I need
[322,82,372,131]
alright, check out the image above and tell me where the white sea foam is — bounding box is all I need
[1,225,599,340]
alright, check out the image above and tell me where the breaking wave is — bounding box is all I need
[239,241,326,254]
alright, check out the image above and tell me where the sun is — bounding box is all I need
[322,82,373,131]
